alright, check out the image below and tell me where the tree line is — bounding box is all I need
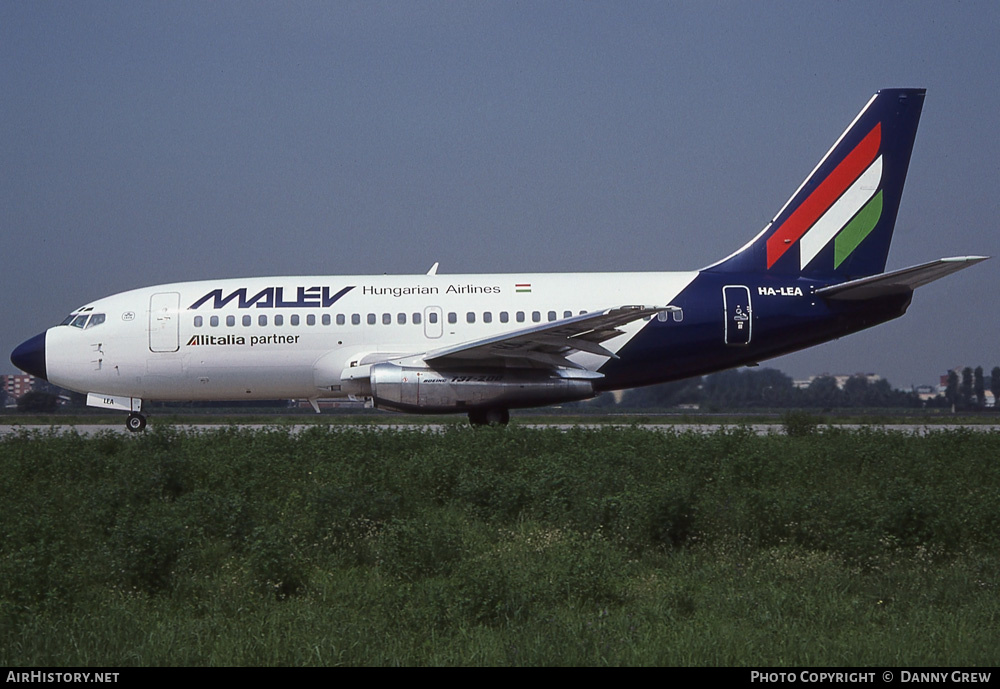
[613,366,1000,411]
[943,366,1000,411]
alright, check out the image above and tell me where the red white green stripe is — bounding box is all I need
[799,155,883,269]
[766,123,883,270]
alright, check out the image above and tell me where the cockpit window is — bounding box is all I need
[61,312,106,329]
[61,306,94,328]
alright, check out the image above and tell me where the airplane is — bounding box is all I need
[10,88,988,431]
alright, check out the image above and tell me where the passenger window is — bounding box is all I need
[243,315,251,327]
[412,312,422,325]
[516,311,525,323]
[563,311,572,319]
[367,314,376,325]
[291,315,300,326]
[466,312,475,324]
[547,311,556,321]
[210,316,219,327]
[673,309,684,322]
[336,314,345,326]
[227,315,236,327]
[275,314,284,326]
[397,313,406,325]
[322,314,331,326]
[352,314,361,325]
[259,315,267,326]
[307,314,316,326]
[448,312,457,324]
[194,316,203,328]
[532,311,541,323]
[483,312,492,324]
[500,311,509,323]
[429,312,438,324]
[382,313,391,325]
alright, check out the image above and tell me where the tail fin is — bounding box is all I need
[707,88,925,279]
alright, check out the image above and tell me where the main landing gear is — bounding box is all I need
[468,408,510,426]
[126,412,147,433]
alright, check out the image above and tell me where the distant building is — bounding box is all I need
[2,374,36,405]
[938,366,964,394]
[792,373,882,390]
[937,367,995,407]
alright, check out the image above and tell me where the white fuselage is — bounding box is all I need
[45,271,698,403]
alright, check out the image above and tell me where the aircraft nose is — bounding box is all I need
[11,332,47,381]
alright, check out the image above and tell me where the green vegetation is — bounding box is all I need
[2,425,999,666]
[620,367,933,409]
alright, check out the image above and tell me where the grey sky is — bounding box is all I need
[3,1,997,388]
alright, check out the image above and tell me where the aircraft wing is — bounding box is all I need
[815,256,989,301]
[423,305,674,369]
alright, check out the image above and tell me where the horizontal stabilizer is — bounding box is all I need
[814,256,989,301]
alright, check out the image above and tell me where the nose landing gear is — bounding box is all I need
[83,393,146,432]
[126,412,147,433]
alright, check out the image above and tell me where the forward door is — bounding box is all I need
[149,292,180,352]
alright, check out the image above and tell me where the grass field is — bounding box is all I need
[2,424,998,666]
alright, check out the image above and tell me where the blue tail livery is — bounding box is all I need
[10,89,988,428]
[708,88,925,279]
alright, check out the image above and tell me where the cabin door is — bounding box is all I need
[149,292,180,353]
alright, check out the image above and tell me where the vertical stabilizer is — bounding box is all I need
[707,88,925,279]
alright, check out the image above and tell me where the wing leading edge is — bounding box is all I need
[423,305,675,369]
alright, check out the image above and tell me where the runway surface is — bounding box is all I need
[2,422,999,437]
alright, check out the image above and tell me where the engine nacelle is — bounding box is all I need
[368,362,598,413]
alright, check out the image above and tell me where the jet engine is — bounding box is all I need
[365,362,598,413]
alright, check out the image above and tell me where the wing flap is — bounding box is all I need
[424,305,674,368]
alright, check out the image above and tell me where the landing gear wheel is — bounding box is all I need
[488,408,510,426]
[468,408,510,426]
[126,413,147,433]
